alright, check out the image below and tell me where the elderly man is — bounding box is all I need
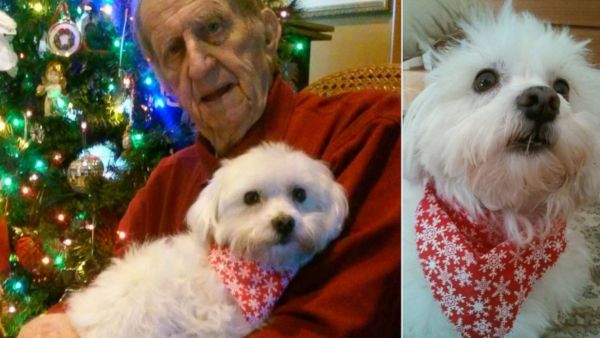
[18,0,400,337]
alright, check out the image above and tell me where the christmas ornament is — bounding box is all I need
[51,151,65,165]
[36,61,68,117]
[47,2,81,57]
[67,154,104,192]
[122,124,132,150]
[29,122,45,143]
[416,183,567,337]
[0,10,18,73]
[14,236,49,277]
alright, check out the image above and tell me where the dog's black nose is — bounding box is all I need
[272,215,295,239]
[516,86,560,124]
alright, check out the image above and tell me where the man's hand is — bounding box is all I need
[17,313,79,338]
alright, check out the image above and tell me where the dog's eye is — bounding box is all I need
[243,191,261,205]
[553,78,569,100]
[291,187,306,203]
[473,69,499,93]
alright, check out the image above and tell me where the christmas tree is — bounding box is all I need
[0,0,306,336]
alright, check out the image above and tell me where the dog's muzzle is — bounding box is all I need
[510,86,559,152]
[272,214,295,244]
[516,86,559,125]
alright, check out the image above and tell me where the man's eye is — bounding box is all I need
[163,41,184,64]
[207,22,222,34]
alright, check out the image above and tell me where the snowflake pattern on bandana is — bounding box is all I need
[208,247,296,325]
[416,183,567,337]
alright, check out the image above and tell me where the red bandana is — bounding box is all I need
[416,183,567,337]
[208,247,296,325]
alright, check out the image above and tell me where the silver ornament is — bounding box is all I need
[67,154,104,192]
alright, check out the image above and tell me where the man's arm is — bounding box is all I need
[250,108,401,337]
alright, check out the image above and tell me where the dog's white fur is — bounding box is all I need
[403,4,600,337]
[66,143,348,338]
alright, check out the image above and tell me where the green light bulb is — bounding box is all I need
[35,159,46,171]
[54,255,64,267]
[12,281,23,291]
[11,118,22,128]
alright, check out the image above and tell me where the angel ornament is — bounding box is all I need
[36,61,67,117]
[0,10,18,76]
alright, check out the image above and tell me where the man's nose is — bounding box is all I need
[183,34,216,79]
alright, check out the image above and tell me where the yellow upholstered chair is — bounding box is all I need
[303,64,400,97]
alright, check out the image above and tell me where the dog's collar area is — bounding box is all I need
[415,183,567,336]
[208,246,296,326]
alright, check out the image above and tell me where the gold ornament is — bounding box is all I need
[36,61,67,117]
[122,124,132,150]
[67,154,104,192]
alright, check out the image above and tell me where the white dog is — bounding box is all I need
[66,143,348,338]
[403,4,600,338]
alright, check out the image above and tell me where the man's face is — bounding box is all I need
[138,0,280,153]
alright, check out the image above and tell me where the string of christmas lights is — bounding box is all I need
[0,0,309,336]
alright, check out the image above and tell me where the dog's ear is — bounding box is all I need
[185,176,223,241]
[403,93,427,182]
[328,180,349,236]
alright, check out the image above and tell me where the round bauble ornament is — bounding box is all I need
[15,236,45,272]
[67,154,104,192]
[30,122,45,143]
[47,19,81,57]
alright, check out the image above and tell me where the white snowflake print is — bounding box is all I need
[239,266,251,279]
[462,250,477,267]
[492,277,511,299]
[248,297,260,311]
[514,266,526,283]
[513,286,527,305]
[424,257,438,272]
[438,287,466,317]
[495,300,514,323]
[474,277,492,294]
[439,235,465,265]
[493,323,511,338]
[416,219,442,252]
[455,318,473,338]
[525,243,551,269]
[467,296,489,318]
[481,250,507,277]
[527,272,540,287]
[549,238,566,253]
[437,265,453,286]
[473,319,492,336]
[453,266,473,287]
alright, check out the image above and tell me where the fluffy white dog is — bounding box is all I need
[66,143,348,338]
[403,4,600,338]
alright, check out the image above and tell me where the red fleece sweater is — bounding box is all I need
[56,76,400,337]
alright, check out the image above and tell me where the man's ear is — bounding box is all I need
[260,8,282,56]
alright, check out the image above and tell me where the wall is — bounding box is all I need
[308,13,394,82]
